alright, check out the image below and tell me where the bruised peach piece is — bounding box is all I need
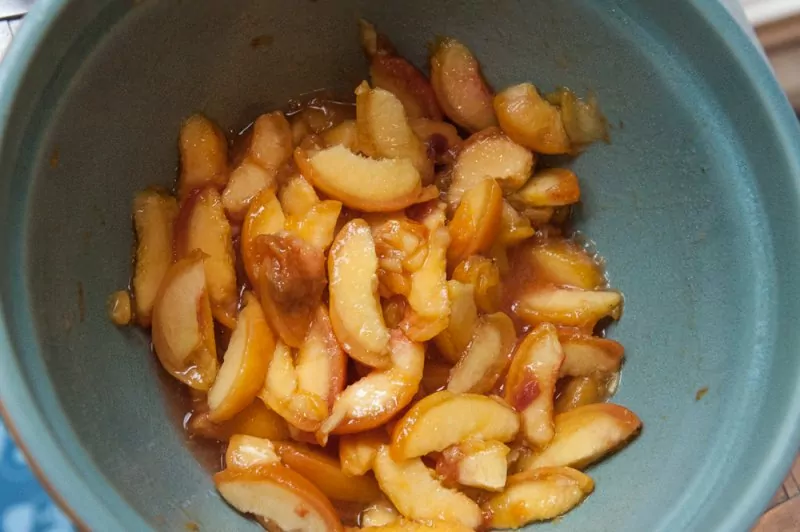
[107,290,132,326]
[132,189,178,327]
[207,294,274,422]
[178,114,228,198]
[409,118,463,164]
[524,240,606,290]
[511,168,581,208]
[247,111,293,173]
[451,255,502,314]
[391,390,519,460]
[436,440,510,491]
[519,403,642,471]
[188,399,289,441]
[447,128,533,209]
[559,331,624,377]
[175,187,238,328]
[256,234,327,348]
[214,465,343,532]
[504,323,564,448]
[430,38,496,132]
[554,375,605,414]
[225,435,281,469]
[484,466,593,528]
[495,83,571,155]
[447,178,503,268]
[321,119,359,151]
[241,188,286,289]
[295,146,422,212]
[151,252,217,390]
[329,219,391,368]
[370,54,443,121]
[447,312,516,394]
[339,429,387,476]
[515,287,623,329]
[222,160,275,221]
[401,226,451,342]
[318,332,424,440]
[373,446,482,528]
[433,281,479,364]
[279,174,319,218]
[285,200,342,250]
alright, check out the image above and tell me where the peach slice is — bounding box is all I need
[321,119,359,152]
[329,219,391,368]
[279,174,320,218]
[241,188,286,288]
[484,467,594,528]
[519,403,642,471]
[151,252,217,390]
[447,128,533,209]
[430,38,496,132]
[436,440,510,491]
[433,281,478,364]
[274,442,382,503]
[558,331,624,377]
[370,55,443,121]
[221,160,275,221]
[554,375,606,414]
[523,240,606,291]
[247,111,293,173]
[515,287,623,329]
[373,445,482,528]
[547,87,609,148]
[447,312,516,394]
[318,331,424,439]
[225,435,281,469]
[285,200,342,251]
[132,189,178,327]
[510,168,581,208]
[372,216,429,298]
[214,464,343,532]
[451,255,502,314]
[178,114,228,198]
[408,118,462,164]
[107,290,132,326]
[359,501,400,527]
[256,234,328,348]
[497,201,535,248]
[356,81,433,185]
[391,390,519,460]
[504,323,565,448]
[494,83,571,155]
[207,294,274,422]
[295,146,422,212]
[401,226,451,342]
[349,519,473,532]
[188,399,289,441]
[447,178,503,268]
[339,429,387,477]
[174,187,238,328]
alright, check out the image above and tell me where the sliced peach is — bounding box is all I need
[451,255,502,314]
[356,81,433,185]
[447,312,516,394]
[511,168,580,208]
[495,83,571,155]
[409,118,462,164]
[225,435,280,469]
[370,55,443,121]
[174,187,238,327]
[207,294,274,422]
[391,390,519,460]
[559,331,624,377]
[295,146,422,212]
[447,128,533,209]
[132,189,178,327]
[256,234,328,348]
[279,174,320,218]
[447,178,503,268]
[247,111,293,173]
[524,240,606,290]
[373,445,481,528]
[319,332,424,439]
[348,519,473,532]
[504,324,564,448]
[372,216,429,298]
[430,38,496,132]
[436,440,510,491]
[273,442,382,503]
[339,429,387,476]
[296,305,347,410]
[359,501,400,527]
[214,464,343,532]
[188,399,289,441]
[519,403,642,471]
[321,119,359,151]
[420,359,453,395]
[151,252,217,390]
[241,188,286,288]
[285,200,342,251]
[433,281,478,364]
[221,160,275,221]
[329,219,391,368]
[178,114,228,198]
[554,375,606,414]
[547,87,609,148]
[107,290,132,326]
[484,466,593,528]
[515,287,623,329]
[497,201,535,248]
[401,226,451,342]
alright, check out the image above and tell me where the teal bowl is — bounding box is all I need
[1,0,800,530]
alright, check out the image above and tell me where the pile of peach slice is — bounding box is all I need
[111,19,637,532]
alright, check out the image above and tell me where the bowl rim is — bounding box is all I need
[1,0,799,530]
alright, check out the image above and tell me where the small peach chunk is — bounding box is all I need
[178,114,228,198]
[511,168,581,208]
[279,174,320,218]
[452,255,502,314]
[433,281,478,364]
[436,440,510,491]
[108,290,132,326]
[401,226,451,342]
[447,312,516,394]
[339,429,387,476]
[247,111,293,173]
[321,119,359,151]
[222,160,275,221]
[285,200,342,251]
[225,435,280,469]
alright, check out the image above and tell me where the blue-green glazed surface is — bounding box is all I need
[1,0,799,530]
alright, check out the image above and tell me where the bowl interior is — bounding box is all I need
[3,0,800,530]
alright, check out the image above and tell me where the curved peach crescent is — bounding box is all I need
[295,145,423,212]
[494,83,572,155]
[178,113,228,198]
[446,177,503,268]
[558,331,625,377]
[522,239,606,291]
[214,464,343,532]
[515,287,623,330]
[446,311,516,395]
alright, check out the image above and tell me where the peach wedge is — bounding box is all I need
[370,54,443,121]
[436,440,510,492]
[447,178,503,268]
[339,430,387,477]
[246,111,293,173]
[559,331,625,377]
[433,281,478,364]
[495,83,571,155]
[510,167,581,208]
[515,287,623,329]
[522,239,606,291]
[447,312,516,394]
[187,399,289,442]
[241,188,286,289]
[178,114,228,198]
[401,226,451,342]
[221,160,275,221]
[225,435,281,469]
